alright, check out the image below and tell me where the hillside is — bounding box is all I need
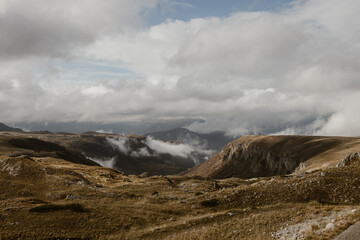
[0,131,198,176]
[1,148,360,239]
[0,122,23,132]
[185,135,360,179]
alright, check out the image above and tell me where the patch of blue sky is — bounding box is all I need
[51,58,141,82]
[144,0,296,26]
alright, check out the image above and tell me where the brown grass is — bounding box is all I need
[1,134,360,239]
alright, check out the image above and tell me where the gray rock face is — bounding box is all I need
[186,135,350,179]
[212,141,301,179]
[337,152,360,167]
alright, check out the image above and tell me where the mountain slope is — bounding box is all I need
[2,147,360,239]
[0,122,23,132]
[185,135,360,179]
[0,132,195,176]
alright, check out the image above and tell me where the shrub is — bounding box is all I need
[29,203,85,213]
[296,188,330,204]
[201,199,219,207]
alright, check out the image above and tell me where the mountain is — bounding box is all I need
[185,135,360,179]
[0,122,23,132]
[0,131,196,176]
[2,135,360,239]
[146,127,236,151]
[11,118,204,134]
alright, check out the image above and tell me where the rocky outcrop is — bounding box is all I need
[185,135,359,179]
[336,152,360,167]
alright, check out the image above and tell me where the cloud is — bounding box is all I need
[95,129,113,134]
[107,137,133,155]
[81,84,113,97]
[1,0,360,137]
[0,0,159,60]
[88,157,116,169]
[315,97,360,136]
[145,136,214,158]
[107,136,214,165]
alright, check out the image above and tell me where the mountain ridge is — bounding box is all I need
[0,122,23,132]
[185,135,360,179]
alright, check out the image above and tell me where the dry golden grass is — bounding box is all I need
[1,153,360,239]
[1,131,360,239]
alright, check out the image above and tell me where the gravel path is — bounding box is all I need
[334,221,360,240]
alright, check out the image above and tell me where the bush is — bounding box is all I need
[296,188,330,204]
[201,199,219,207]
[29,203,85,213]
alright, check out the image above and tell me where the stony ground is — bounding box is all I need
[1,153,360,239]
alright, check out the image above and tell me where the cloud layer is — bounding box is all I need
[1,0,360,136]
[107,136,214,165]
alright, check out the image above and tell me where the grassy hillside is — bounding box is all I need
[0,150,360,238]
[1,132,360,239]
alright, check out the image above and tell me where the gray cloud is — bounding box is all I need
[1,0,360,137]
[107,136,214,165]
[0,0,158,59]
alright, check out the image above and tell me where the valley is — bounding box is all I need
[1,127,360,239]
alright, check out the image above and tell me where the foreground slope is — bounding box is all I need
[1,151,360,239]
[185,135,360,179]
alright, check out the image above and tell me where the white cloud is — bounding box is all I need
[1,0,360,136]
[89,157,116,169]
[107,137,131,155]
[107,136,214,165]
[145,136,194,158]
[81,84,113,97]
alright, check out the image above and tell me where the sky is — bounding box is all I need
[0,0,360,136]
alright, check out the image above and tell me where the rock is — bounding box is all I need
[169,217,176,221]
[105,192,116,197]
[140,172,151,178]
[7,222,19,225]
[337,152,360,167]
[298,162,307,171]
[320,172,326,177]
[325,223,335,230]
